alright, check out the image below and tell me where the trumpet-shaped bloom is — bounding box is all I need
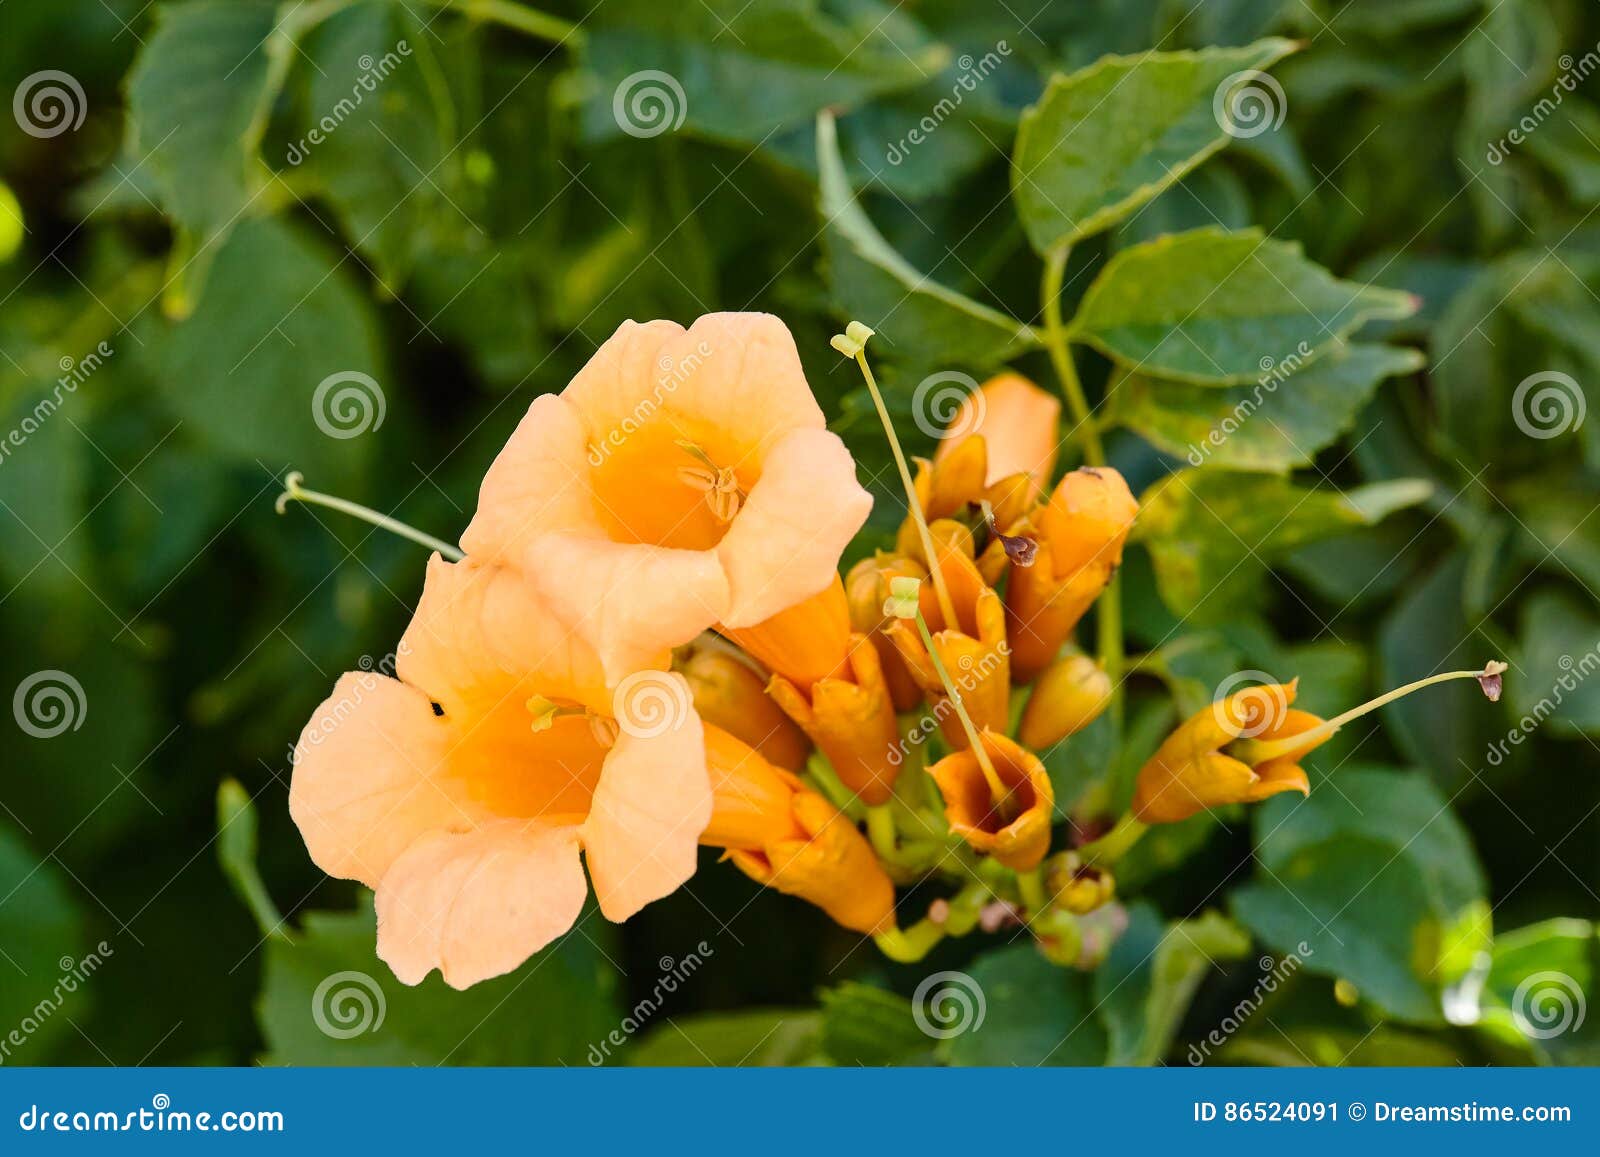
[767,634,901,805]
[460,313,873,682]
[290,556,712,989]
[679,642,810,771]
[703,725,894,932]
[1131,680,1322,824]
[933,372,1061,502]
[927,731,1054,870]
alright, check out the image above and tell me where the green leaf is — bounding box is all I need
[301,1,454,292]
[819,982,935,1065]
[1135,468,1432,619]
[1068,227,1418,384]
[1512,590,1600,737]
[1012,39,1297,251]
[580,0,947,146]
[153,215,384,489]
[1113,343,1424,471]
[258,901,620,1065]
[629,1009,823,1066]
[1234,767,1487,1024]
[0,823,88,1064]
[1095,904,1250,1065]
[215,778,287,942]
[942,944,1107,1065]
[1110,164,1252,251]
[816,112,1039,367]
[1480,919,1600,1064]
[124,1,292,316]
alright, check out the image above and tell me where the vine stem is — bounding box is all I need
[1041,246,1123,723]
[416,0,585,43]
[276,472,464,561]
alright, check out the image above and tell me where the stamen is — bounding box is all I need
[276,472,464,561]
[832,322,960,631]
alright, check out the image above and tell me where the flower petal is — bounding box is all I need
[459,393,594,565]
[290,672,485,888]
[375,820,587,989]
[583,674,711,921]
[717,427,872,626]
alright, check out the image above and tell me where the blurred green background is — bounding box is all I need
[1,0,1597,1067]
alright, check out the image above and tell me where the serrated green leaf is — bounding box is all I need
[816,111,1038,367]
[1012,39,1296,251]
[1135,468,1431,619]
[1114,343,1424,471]
[124,1,295,316]
[1069,228,1417,384]
[818,982,934,1065]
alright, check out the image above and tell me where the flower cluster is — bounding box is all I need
[287,312,1506,987]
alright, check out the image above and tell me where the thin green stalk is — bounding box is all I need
[276,472,464,560]
[1041,245,1103,467]
[417,0,584,43]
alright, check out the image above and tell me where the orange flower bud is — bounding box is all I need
[680,645,810,772]
[1017,651,1113,750]
[1006,467,1137,683]
[927,731,1054,870]
[768,635,901,805]
[934,372,1061,503]
[1131,680,1321,825]
[719,576,851,691]
[703,727,894,933]
[845,552,927,712]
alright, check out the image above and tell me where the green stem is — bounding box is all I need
[1079,814,1147,867]
[275,472,464,560]
[1041,245,1103,467]
[913,609,1005,804]
[417,0,584,43]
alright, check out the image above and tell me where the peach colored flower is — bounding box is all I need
[290,556,711,989]
[933,372,1061,502]
[460,313,873,682]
